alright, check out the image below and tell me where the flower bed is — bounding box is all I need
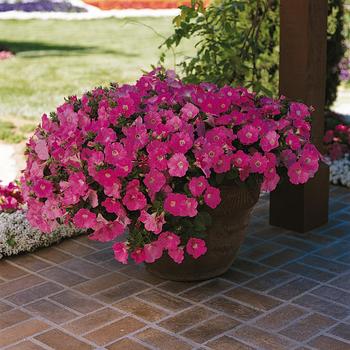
[22,69,320,266]
[0,0,87,12]
[82,0,207,10]
[0,182,83,259]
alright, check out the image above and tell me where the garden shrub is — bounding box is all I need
[161,0,347,109]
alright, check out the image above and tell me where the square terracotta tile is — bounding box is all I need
[9,255,52,272]
[74,272,129,295]
[39,266,87,287]
[107,338,150,350]
[6,340,46,350]
[120,265,165,285]
[25,299,78,324]
[207,336,255,350]
[157,280,202,294]
[33,246,72,264]
[293,294,350,320]
[35,329,94,350]
[231,325,295,350]
[329,323,350,342]
[244,270,295,292]
[49,290,104,314]
[135,327,192,350]
[311,285,350,306]
[137,289,192,312]
[283,262,336,282]
[6,281,63,306]
[56,239,95,256]
[280,313,336,341]
[268,277,318,300]
[113,296,168,322]
[95,280,149,303]
[328,272,350,290]
[180,279,233,302]
[260,248,304,267]
[83,248,114,264]
[182,315,240,343]
[0,300,13,313]
[308,335,350,350]
[0,261,28,280]
[206,296,262,321]
[0,309,31,329]
[61,258,109,279]
[158,306,215,333]
[225,287,282,311]
[0,319,50,348]
[84,316,145,346]
[0,274,44,298]
[231,258,270,275]
[253,304,307,331]
[63,307,123,335]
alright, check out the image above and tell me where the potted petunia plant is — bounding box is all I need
[22,69,320,281]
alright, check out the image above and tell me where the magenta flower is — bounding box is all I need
[286,133,302,151]
[260,130,280,152]
[144,241,163,263]
[188,176,208,197]
[144,169,166,193]
[122,189,147,211]
[73,208,97,229]
[168,247,185,264]
[139,210,165,234]
[186,238,207,259]
[288,162,310,185]
[204,186,221,209]
[158,231,181,250]
[237,125,259,145]
[33,179,53,198]
[249,153,268,174]
[168,153,189,177]
[164,193,198,217]
[131,248,146,264]
[112,242,128,264]
[169,132,193,154]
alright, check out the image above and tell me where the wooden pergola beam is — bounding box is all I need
[270,0,329,232]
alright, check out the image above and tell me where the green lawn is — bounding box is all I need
[0,18,192,142]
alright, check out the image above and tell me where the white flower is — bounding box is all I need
[0,209,84,259]
[328,154,350,188]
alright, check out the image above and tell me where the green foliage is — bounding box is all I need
[326,0,346,109]
[161,0,347,109]
[161,0,279,95]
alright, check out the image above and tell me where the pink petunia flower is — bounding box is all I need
[186,238,207,259]
[168,247,184,264]
[144,241,163,263]
[131,247,146,264]
[164,193,198,217]
[287,161,310,184]
[204,186,221,209]
[260,130,280,152]
[158,231,181,250]
[122,189,147,211]
[112,242,128,264]
[144,169,166,193]
[139,210,165,234]
[188,176,208,197]
[237,125,259,145]
[168,153,189,177]
[249,152,268,174]
[73,208,97,229]
[33,179,53,198]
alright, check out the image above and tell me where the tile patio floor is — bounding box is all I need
[0,186,349,350]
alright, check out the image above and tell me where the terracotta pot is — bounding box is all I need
[146,183,261,281]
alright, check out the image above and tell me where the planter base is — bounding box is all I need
[146,183,260,282]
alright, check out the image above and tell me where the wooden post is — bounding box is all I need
[270,0,329,233]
